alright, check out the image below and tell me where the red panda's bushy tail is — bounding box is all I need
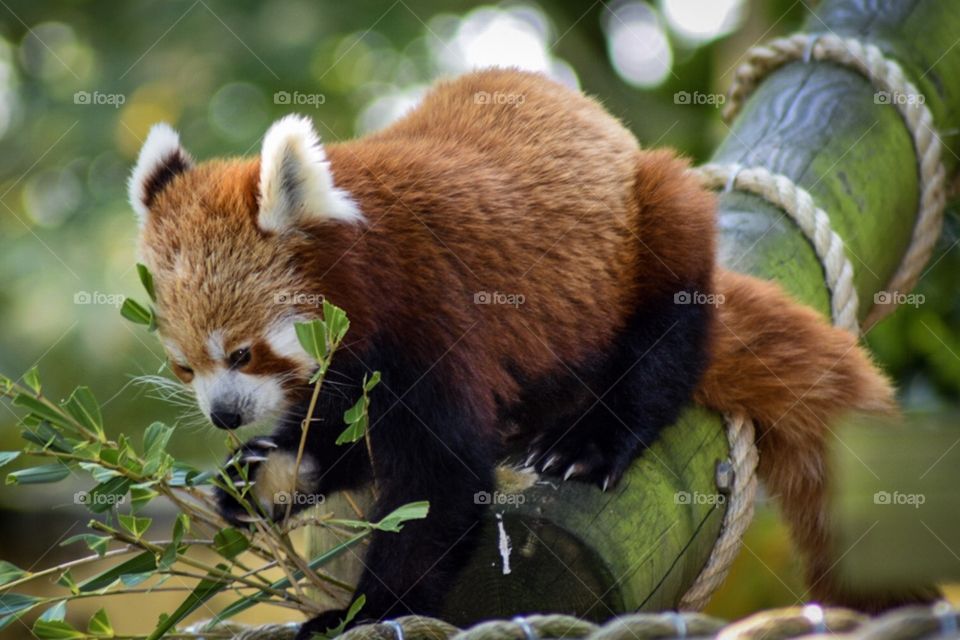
[694,269,925,609]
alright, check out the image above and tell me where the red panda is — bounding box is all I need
[129,69,898,635]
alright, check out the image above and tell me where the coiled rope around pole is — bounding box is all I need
[678,31,949,610]
[694,164,861,335]
[722,32,946,327]
[677,413,757,610]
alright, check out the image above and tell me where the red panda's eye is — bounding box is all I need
[228,347,252,369]
[170,361,194,383]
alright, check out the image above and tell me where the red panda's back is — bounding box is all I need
[324,70,709,415]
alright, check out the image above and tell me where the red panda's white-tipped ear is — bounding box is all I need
[129,123,193,225]
[257,114,363,233]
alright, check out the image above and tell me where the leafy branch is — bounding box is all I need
[0,275,425,639]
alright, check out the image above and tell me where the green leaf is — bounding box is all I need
[363,371,381,392]
[87,609,113,638]
[0,452,19,469]
[130,485,159,512]
[159,513,189,570]
[79,551,156,592]
[320,595,366,638]
[119,514,152,538]
[213,528,250,560]
[78,462,121,484]
[169,463,213,487]
[22,421,72,453]
[57,569,79,595]
[322,300,350,345]
[33,619,84,639]
[158,541,178,571]
[61,534,111,558]
[142,422,174,475]
[61,387,104,438]
[336,407,367,446]
[120,298,152,327]
[143,422,172,458]
[0,593,41,616]
[23,367,41,394]
[337,372,378,446]
[205,532,369,628]
[88,608,113,637]
[0,561,26,586]
[343,398,366,425]
[137,263,156,302]
[13,395,70,429]
[6,463,70,485]
[70,441,102,461]
[146,564,229,640]
[377,501,430,533]
[295,320,327,362]
[174,513,190,540]
[120,572,152,587]
[39,600,67,622]
[85,477,131,513]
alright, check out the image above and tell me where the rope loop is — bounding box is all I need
[681,29,949,611]
[722,32,946,326]
[693,164,861,334]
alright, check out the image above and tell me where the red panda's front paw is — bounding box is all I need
[213,437,280,526]
[214,437,323,526]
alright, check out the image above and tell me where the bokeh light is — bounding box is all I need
[661,0,745,45]
[0,38,19,139]
[604,2,673,88]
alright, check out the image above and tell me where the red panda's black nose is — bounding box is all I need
[210,410,244,430]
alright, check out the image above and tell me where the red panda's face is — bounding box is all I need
[129,117,364,429]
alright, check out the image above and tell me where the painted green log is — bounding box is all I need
[307,0,960,623]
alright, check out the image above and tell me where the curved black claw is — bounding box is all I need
[525,427,640,491]
[213,437,278,527]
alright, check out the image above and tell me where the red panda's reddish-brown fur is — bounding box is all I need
[135,68,909,620]
[144,70,718,428]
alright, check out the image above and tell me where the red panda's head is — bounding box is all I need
[129,116,365,430]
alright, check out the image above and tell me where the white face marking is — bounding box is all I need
[265,317,315,371]
[206,330,226,361]
[165,322,313,429]
[193,366,287,427]
[162,340,188,367]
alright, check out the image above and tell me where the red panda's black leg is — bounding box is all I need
[294,349,496,638]
[525,291,712,488]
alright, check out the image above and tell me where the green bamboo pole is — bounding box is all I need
[308,0,960,623]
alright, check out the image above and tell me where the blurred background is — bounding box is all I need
[0,0,958,636]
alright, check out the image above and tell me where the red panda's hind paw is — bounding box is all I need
[525,427,640,491]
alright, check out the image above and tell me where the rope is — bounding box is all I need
[214,603,960,639]
[677,414,757,610]
[693,164,861,334]
[722,32,947,326]
[679,30,950,611]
